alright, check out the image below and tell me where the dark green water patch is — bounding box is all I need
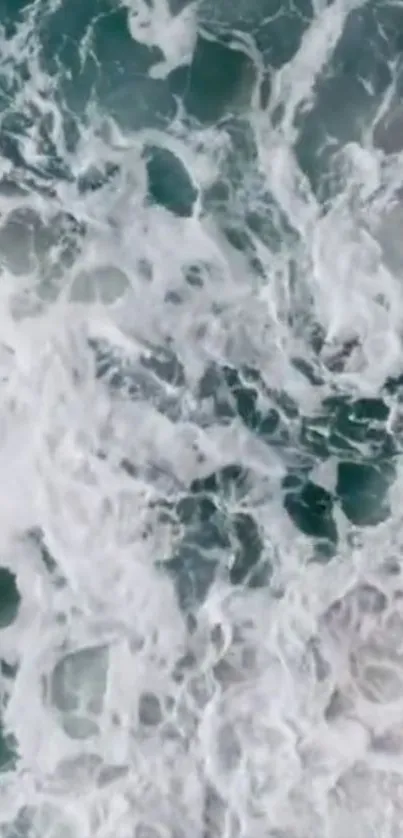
[384,371,403,399]
[295,395,396,534]
[37,0,111,110]
[198,363,291,446]
[166,503,269,608]
[92,9,171,118]
[284,480,337,545]
[295,2,401,200]
[252,0,312,69]
[145,145,197,217]
[0,720,17,773]
[36,2,177,130]
[138,691,162,727]
[182,33,257,124]
[301,395,393,461]
[164,461,273,606]
[176,494,218,526]
[336,460,395,527]
[1,660,18,681]
[0,568,20,629]
[199,0,312,69]
[189,463,252,501]
[0,0,34,38]
[175,493,229,552]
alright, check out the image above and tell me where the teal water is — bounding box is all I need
[0,0,403,836]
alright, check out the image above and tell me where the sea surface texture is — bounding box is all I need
[1,0,403,836]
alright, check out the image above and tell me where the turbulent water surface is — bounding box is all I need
[2,0,403,836]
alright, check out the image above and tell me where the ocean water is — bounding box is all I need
[1,0,403,835]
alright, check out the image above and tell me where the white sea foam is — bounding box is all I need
[0,0,402,837]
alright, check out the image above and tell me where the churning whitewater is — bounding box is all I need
[1,0,403,836]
